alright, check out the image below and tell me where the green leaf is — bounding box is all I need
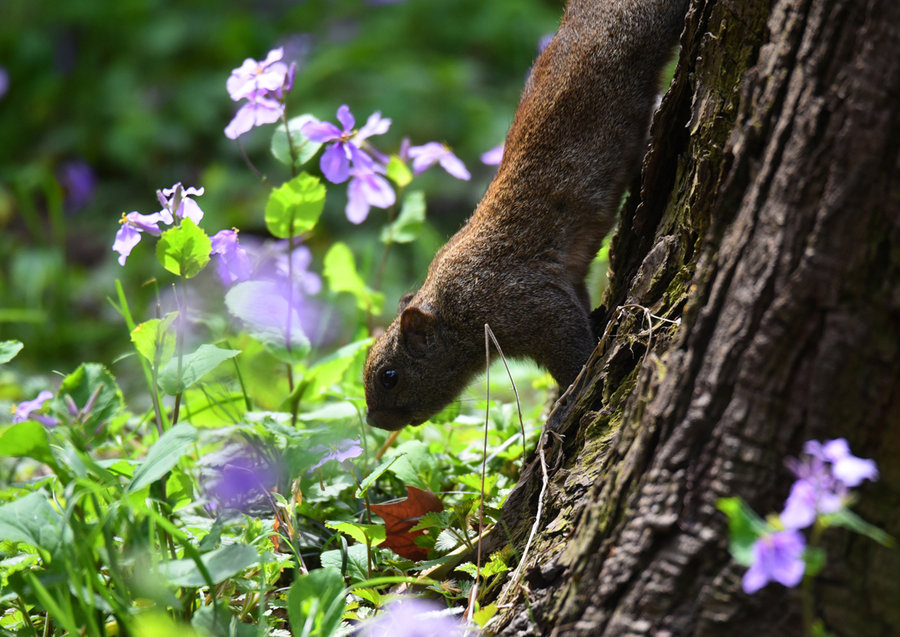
[57,363,124,434]
[430,399,461,424]
[156,218,212,278]
[380,190,425,244]
[271,114,324,170]
[127,423,198,493]
[323,242,384,314]
[473,603,498,628]
[298,402,359,422]
[225,280,311,364]
[385,155,412,189]
[287,567,345,637]
[821,508,894,547]
[716,497,767,566]
[0,492,69,555]
[0,340,23,364]
[157,344,241,395]
[355,456,400,499]
[320,544,369,583]
[385,441,435,491]
[157,543,258,587]
[455,562,478,578]
[352,587,382,607]
[304,338,372,397]
[265,172,326,239]
[192,604,257,637]
[325,521,385,546]
[130,312,178,365]
[0,421,54,466]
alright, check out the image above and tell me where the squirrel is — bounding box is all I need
[364,0,688,431]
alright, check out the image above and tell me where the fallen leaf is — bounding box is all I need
[368,486,443,560]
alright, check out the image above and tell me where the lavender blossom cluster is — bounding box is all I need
[742,438,878,594]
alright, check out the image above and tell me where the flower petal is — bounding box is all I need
[320,143,351,183]
[225,103,260,139]
[177,198,205,224]
[833,456,879,487]
[408,142,444,174]
[12,390,54,424]
[780,480,817,529]
[481,144,504,165]
[301,120,342,143]
[356,111,391,141]
[439,152,471,180]
[741,561,769,594]
[336,104,355,132]
[260,47,284,67]
[346,178,372,224]
[225,99,283,139]
[113,224,142,266]
[358,172,396,208]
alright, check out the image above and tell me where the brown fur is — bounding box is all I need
[365,0,688,430]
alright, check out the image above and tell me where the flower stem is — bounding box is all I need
[171,282,187,425]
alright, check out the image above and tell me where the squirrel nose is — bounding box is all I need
[366,408,405,431]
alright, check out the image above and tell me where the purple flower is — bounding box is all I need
[227,48,291,101]
[808,438,879,488]
[112,183,205,266]
[113,211,168,266]
[210,229,252,286]
[157,183,205,224]
[310,438,363,471]
[346,167,396,224]
[480,144,504,166]
[781,478,843,530]
[742,529,806,594]
[0,67,8,99]
[208,454,279,513]
[407,142,470,180]
[225,95,285,140]
[225,266,323,354]
[225,47,296,139]
[275,245,323,295]
[780,438,879,529]
[301,105,390,183]
[360,598,465,637]
[58,160,95,211]
[12,390,58,427]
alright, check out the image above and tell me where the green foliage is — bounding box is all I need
[271,115,324,171]
[156,218,213,278]
[127,423,198,492]
[0,2,563,633]
[265,173,327,239]
[323,242,384,314]
[130,313,178,365]
[157,343,241,395]
[0,421,55,466]
[287,567,345,637]
[0,340,24,364]
[381,190,426,244]
[717,496,768,566]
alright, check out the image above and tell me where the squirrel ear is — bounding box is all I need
[398,293,416,313]
[399,306,437,356]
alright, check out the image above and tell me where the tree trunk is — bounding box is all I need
[488,0,900,634]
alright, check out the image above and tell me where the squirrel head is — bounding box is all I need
[364,300,476,431]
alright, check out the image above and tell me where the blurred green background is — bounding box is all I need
[0,0,562,386]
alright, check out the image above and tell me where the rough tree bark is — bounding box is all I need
[486,0,900,634]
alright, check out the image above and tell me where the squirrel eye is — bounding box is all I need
[379,369,399,390]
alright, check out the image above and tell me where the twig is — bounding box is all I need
[497,424,549,608]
